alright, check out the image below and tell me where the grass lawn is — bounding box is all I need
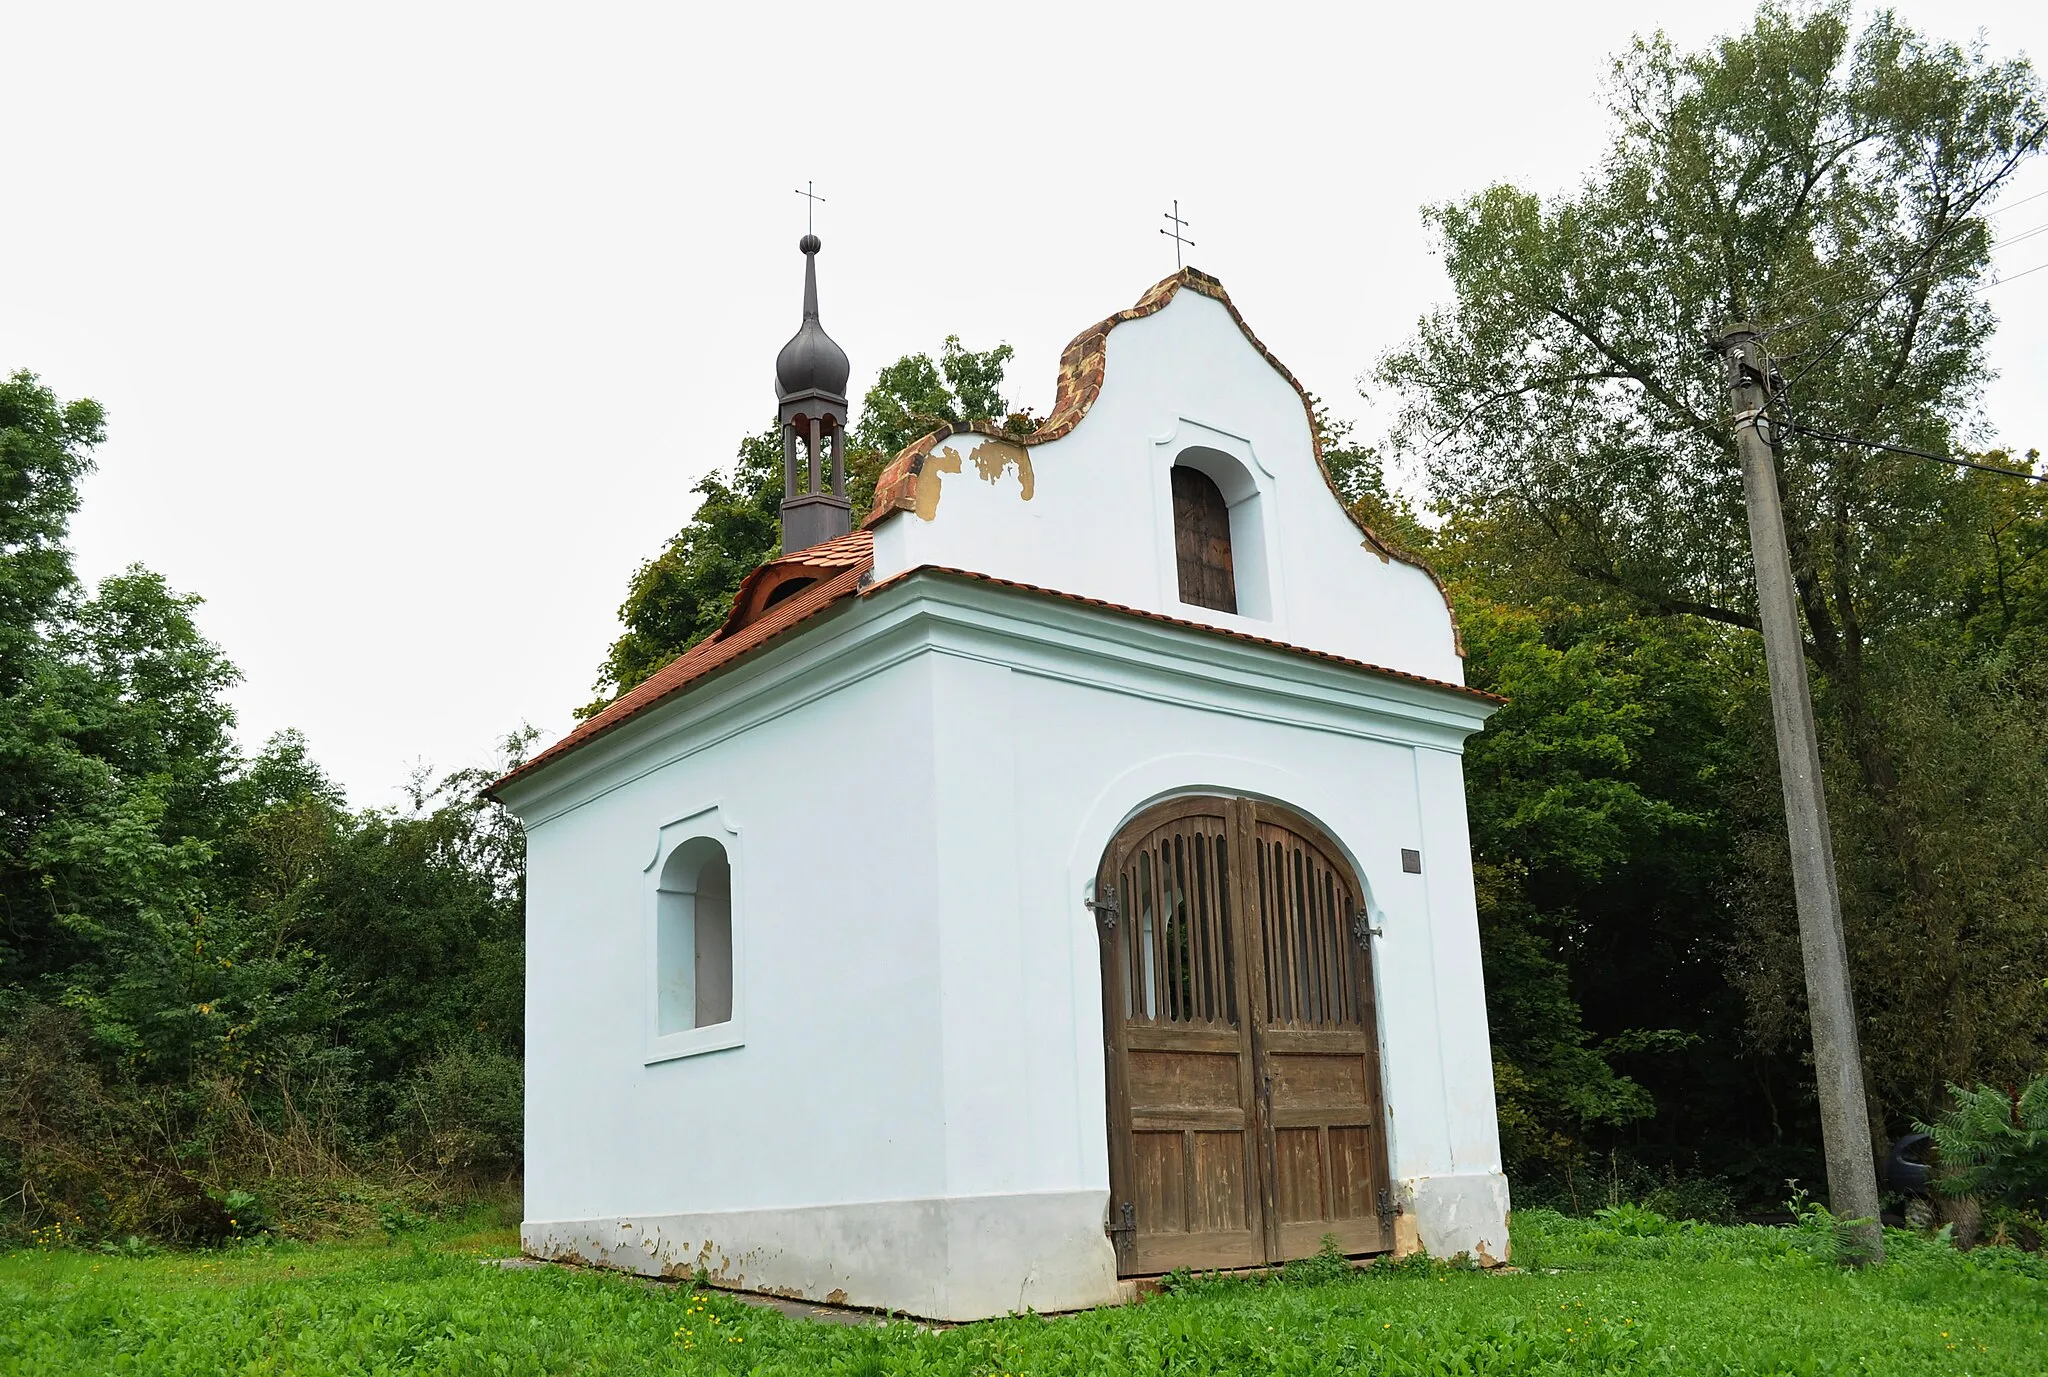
[2,1210,2044,1374]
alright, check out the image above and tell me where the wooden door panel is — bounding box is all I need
[1127,1128,1262,1272]
[1103,797,1392,1275]
[1246,805,1394,1258]
[1278,1217,1385,1258]
[1129,1050,1240,1110]
[1100,802,1260,1275]
[1132,1131,1187,1233]
[1272,1128,1326,1223]
[1192,1131,1252,1233]
[1328,1127,1381,1219]
[1267,1052,1369,1110]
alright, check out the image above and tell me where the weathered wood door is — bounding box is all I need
[1097,797,1392,1275]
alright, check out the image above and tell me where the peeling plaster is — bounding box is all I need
[913,439,1033,521]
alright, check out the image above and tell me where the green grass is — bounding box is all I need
[1,1210,2043,1374]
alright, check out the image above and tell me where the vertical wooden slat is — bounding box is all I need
[1196,827,1204,1020]
[1130,854,1146,1021]
[1212,827,1228,1020]
[1280,839,1303,1026]
[1332,871,1353,1025]
[1158,837,1173,1024]
[1256,839,1275,1021]
[1325,868,1343,1026]
[1264,838,1283,1024]
[1299,846,1320,1024]
[1117,862,1133,1020]
[1319,1124,1335,1226]
[1203,829,1226,1023]
[1196,827,1212,1020]
[1178,832,1195,1024]
[1155,838,1170,1024]
[1327,870,1348,1025]
[1294,841,1313,1025]
[1179,827,1196,1020]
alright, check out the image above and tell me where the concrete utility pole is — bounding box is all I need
[1712,325,1884,1265]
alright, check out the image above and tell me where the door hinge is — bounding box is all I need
[1087,884,1120,930]
[1353,907,1382,948]
[1377,1187,1395,1228]
[1105,1200,1135,1247]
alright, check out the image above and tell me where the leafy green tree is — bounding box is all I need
[1453,586,1770,1196]
[0,371,102,693]
[583,429,784,713]
[585,337,1021,711]
[1379,2,2048,1135]
[843,335,1024,512]
[0,368,536,1236]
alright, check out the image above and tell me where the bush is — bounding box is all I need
[399,1043,523,1177]
[1921,1074,2048,1214]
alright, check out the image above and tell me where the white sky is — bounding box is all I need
[6,2,2046,807]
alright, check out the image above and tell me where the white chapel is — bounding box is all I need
[489,235,1511,1321]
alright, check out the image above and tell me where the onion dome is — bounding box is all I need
[775,235,850,401]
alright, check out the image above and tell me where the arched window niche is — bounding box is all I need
[649,831,742,1063]
[1169,445,1272,620]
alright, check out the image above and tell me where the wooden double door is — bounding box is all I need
[1097,796,1393,1275]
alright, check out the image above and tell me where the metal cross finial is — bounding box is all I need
[795,181,825,235]
[1160,199,1195,269]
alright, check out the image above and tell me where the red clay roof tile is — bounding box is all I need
[857,566,1500,707]
[489,553,1496,799]
[489,555,871,796]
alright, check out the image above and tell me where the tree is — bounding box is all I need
[0,372,102,694]
[1378,3,2048,1134]
[585,337,1021,712]
[0,368,538,1236]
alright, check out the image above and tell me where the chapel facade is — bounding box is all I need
[490,238,1510,1321]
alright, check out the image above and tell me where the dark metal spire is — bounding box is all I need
[775,215,851,553]
[775,236,851,402]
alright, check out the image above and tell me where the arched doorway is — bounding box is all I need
[1095,796,1393,1275]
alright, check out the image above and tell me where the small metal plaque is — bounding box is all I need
[1401,848,1422,874]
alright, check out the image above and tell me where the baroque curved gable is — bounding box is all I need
[862,268,1459,652]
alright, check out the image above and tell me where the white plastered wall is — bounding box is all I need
[502,578,1508,1322]
[870,287,1462,685]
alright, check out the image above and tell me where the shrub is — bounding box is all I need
[399,1043,523,1177]
[1921,1074,2048,1213]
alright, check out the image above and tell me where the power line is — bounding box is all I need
[1781,419,2046,482]
[1769,233,2048,396]
[1747,123,2048,331]
[1763,214,2048,347]
[1986,185,2048,220]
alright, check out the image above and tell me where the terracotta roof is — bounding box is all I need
[859,566,1501,707]
[489,549,873,796]
[860,267,1463,655]
[715,528,874,639]
[488,546,1496,799]
[489,271,1491,800]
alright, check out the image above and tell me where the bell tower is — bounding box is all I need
[774,234,852,553]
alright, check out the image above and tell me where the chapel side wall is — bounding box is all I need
[1408,745,1511,1262]
[519,656,947,1243]
[869,289,1463,684]
[964,655,1506,1266]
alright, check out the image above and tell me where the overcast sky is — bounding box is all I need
[6,2,2046,807]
